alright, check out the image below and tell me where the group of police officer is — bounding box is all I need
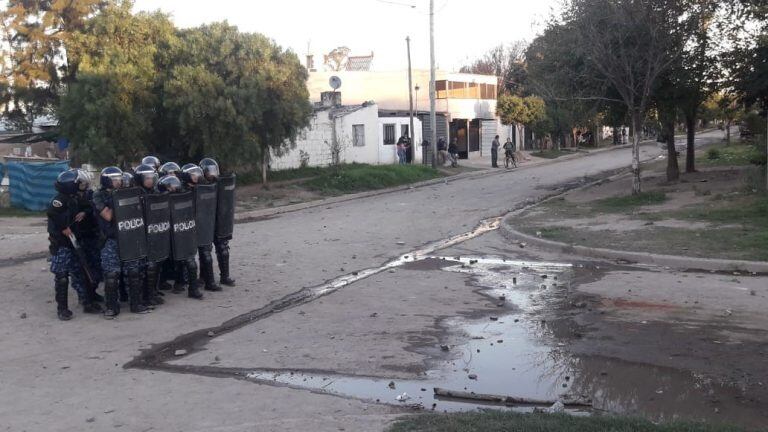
[46,156,236,321]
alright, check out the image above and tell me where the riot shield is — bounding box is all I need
[215,175,236,240]
[195,183,217,247]
[112,187,148,262]
[144,193,171,262]
[169,191,197,261]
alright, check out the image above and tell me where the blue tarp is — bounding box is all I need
[7,161,70,211]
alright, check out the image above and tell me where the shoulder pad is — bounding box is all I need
[51,199,63,208]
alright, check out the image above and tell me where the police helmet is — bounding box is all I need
[141,156,161,170]
[159,162,181,177]
[76,169,92,191]
[121,172,135,188]
[55,169,81,195]
[100,166,123,190]
[134,164,159,190]
[199,158,220,181]
[181,163,204,184]
[157,175,182,193]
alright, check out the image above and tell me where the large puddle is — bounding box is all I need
[242,257,761,427]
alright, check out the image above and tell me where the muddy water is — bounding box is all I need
[243,257,761,428]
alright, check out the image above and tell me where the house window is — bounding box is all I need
[400,124,409,139]
[383,124,396,145]
[353,124,365,147]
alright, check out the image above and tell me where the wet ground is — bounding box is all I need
[3,133,766,431]
[139,221,768,430]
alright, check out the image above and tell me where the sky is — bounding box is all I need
[132,0,562,71]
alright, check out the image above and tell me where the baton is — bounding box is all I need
[67,233,97,288]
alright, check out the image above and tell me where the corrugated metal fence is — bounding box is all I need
[6,161,69,211]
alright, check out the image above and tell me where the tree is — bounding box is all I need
[323,46,351,72]
[161,23,312,183]
[460,41,528,95]
[57,3,176,165]
[1,0,110,131]
[496,94,548,146]
[565,0,695,194]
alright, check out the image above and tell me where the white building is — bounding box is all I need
[307,70,520,161]
[377,112,422,164]
[270,95,380,170]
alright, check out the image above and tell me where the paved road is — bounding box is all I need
[0,131,737,432]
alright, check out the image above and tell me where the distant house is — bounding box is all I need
[307,70,521,161]
[270,92,380,170]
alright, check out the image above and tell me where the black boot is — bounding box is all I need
[118,274,128,303]
[145,263,164,306]
[185,260,204,300]
[103,272,120,319]
[201,249,221,292]
[172,261,187,293]
[128,268,150,314]
[216,242,236,287]
[55,274,73,321]
[82,279,102,314]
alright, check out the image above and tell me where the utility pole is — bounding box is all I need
[406,36,415,164]
[429,0,437,168]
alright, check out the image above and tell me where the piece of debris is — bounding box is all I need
[572,301,587,308]
[396,241,406,246]
[433,388,591,408]
[519,243,527,249]
[370,312,378,318]
[174,349,187,356]
[396,392,410,402]
[496,340,503,344]
[86,417,95,423]
[469,259,478,264]
[724,309,733,317]
[541,275,548,279]
[468,374,478,380]
[207,331,215,337]
[545,401,565,413]
[20,312,27,319]
[489,316,498,321]
[388,381,396,389]
[750,290,757,296]
[440,345,450,352]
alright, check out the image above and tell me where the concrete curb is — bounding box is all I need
[499,213,768,274]
[234,140,653,223]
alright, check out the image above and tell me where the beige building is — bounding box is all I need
[308,70,512,160]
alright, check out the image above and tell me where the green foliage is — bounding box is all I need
[496,94,547,129]
[388,412,744,432]
[304,164,441,195]
[594,191,668,212]
[707,148,721,160]
[1,0,110,131]
[57,3,174,166]
[55,7,312,170]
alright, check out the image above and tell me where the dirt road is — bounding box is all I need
[2,130,766,431]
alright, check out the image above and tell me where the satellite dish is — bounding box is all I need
[329,75,342,90]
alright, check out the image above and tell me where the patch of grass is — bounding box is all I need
[239,166,329,185]
[0,206,45,217]
[304,163,442,194]
[699,144,764,167]
[594,191,668,212]
[388,412,744,432]
[531,149,572,159]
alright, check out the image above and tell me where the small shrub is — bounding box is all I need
[706,148,721,160]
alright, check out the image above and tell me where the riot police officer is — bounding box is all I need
[134,164,165,307]
[200,158,235,286]
[159,175,204,300]
[73,169,104,303]
[159,162,181,178]
[141,156,161,171]
[181,163,221,292]
[93,167,150,318]
[47,169,101,320]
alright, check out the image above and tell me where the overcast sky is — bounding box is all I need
[132,0,561,71]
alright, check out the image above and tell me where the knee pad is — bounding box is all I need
[54,273,68,289]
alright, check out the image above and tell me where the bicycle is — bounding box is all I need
[504,151,517,169]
